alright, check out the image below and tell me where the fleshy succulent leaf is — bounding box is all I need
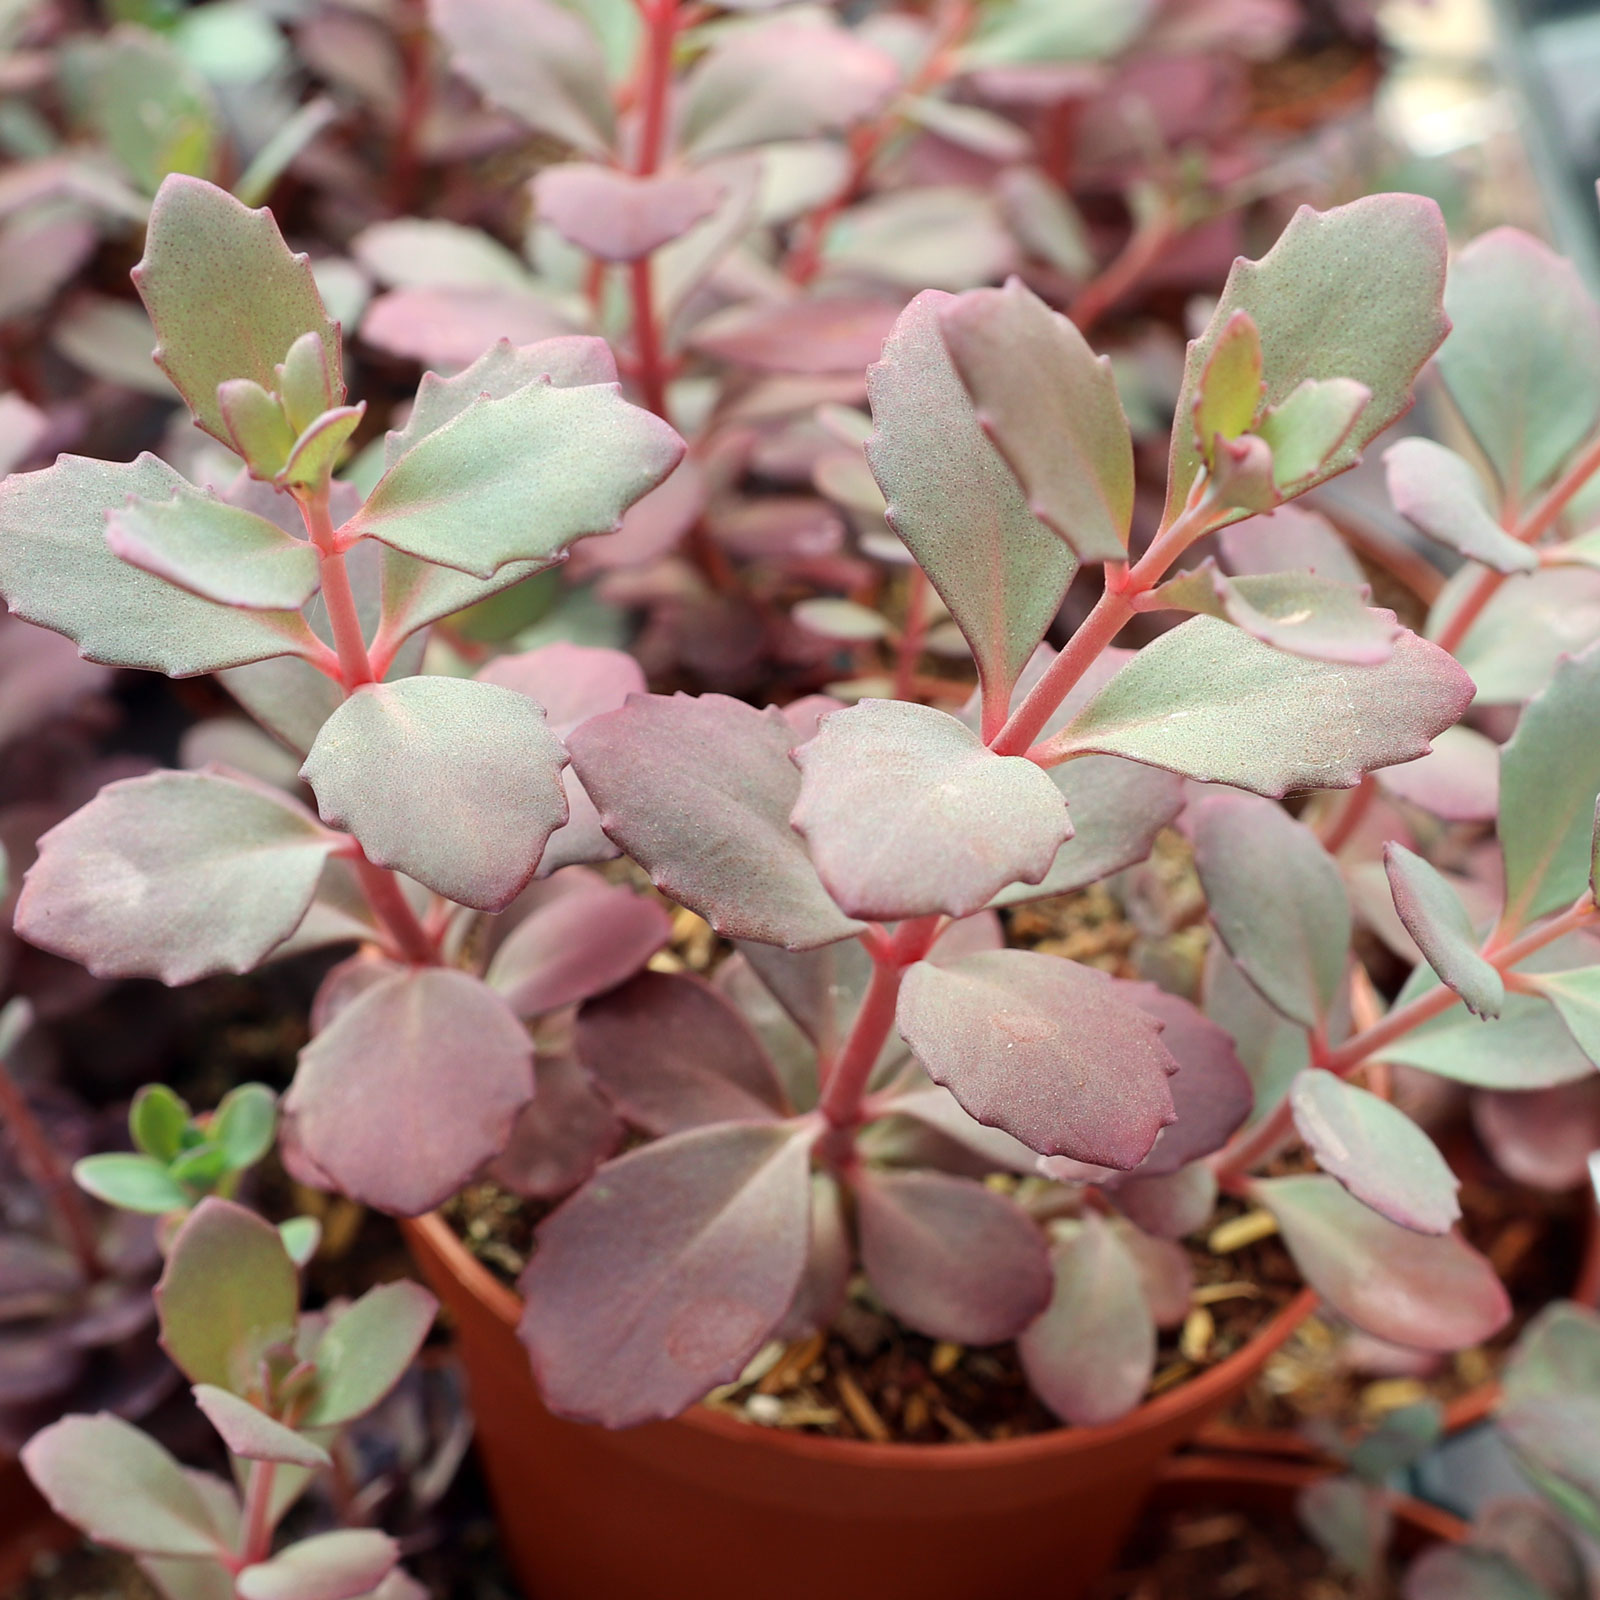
[939,275,1134,563]
[73,1153,190,1214]
[303,1281,437,1426]
[1165,194,1449,521]
[1254,1174,1510,1350]
[300,677,568,913]
[1256,377,1370,492]
[518,1120,815,1428]
[853,1166,1052,1345]
[534,165,725,262]
[895,948,1178,1167]
[284,968,533,1216]
[1042,616,1472,795]
[1017,1214,1156,1426]
[133,176,342,446]
[790,699,1071,920]
[15,771,337,984]
[212,1084,278,1173]
[1384,438,1539,575]
[192,1386,331,1468]
[1192,310,1264,459]
[566,693,865,950]
[1383,843,1503,1018]
[236,1530,400,1600]
[155,1199,299,1392]
[866,290,1076,717]
[1288,1070,1461,1234]
[1193,792,1350,1029]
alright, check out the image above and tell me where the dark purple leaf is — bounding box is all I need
[773,1173,852,1342]
[519,1120,815,1426]
[284,968,533,1215]
[1471,1080,1600,1192]
[1108,1162,1219,1240]
[897,949,1178,1167]
[854,1166,1050,1344]
[489,1054,622,1200]
[576,971,787,1134]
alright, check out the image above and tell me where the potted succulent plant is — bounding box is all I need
[6,158,1600,1598]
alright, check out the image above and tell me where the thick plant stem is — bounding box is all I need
[624,0,678,424]
[237,1459,278,1569]
[297,486,374,691]
[1212,897,1600,1181]
[0,1056,101,1281]
[354,855,438,966]
[818,918,941,1130]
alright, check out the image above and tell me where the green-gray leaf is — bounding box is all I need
[73,1152,191,1214]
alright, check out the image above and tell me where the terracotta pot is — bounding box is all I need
[404,1212,1315,1600]
[1149,1452,1467,1550]
[0,1456,70,1593]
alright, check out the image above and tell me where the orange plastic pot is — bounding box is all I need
[404,1212,1315,1600]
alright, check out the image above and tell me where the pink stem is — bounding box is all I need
[893,567,931,702]
[0,1055,102,1281]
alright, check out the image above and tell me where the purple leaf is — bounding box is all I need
[534,165,724,262]
[155,1199,299,1391]
[1017,1214,1155,1425]
[737,936,872,1057]
[489,1054,622,1200]
[360,286,572,370]
[133,176,342,448]
[1165,195,1449,522]
[477,642,646,874]
[237,1530,399,1600]
[1437,227,1600,501]
[1385,438,1537,575]
[881,1083,1040,1174]
[689,298,901,375]
[519,1120,815,1426]
[1046,616,1473,797]
[1202,941,1311,1118]
[106,485,321,612]
[22,1414,229,1559]
[576,971,788,1134]
[16,771,336,984]
[342,377,683,580]
[1472,1080,1600,1192]
[284,968,533,1215]
[427,0,613,154]
[566,693,865,950]
[192,1385,331,1468]
[0,454,323,675]
[678,19,898,158]
[896,948,1178,1167]
[790,699,1070,920]
[1109,1163,1218,1241]
[485,879,669,1017]
[773,1174,851,1342]
[1254,1174,1509,1350]
[866,291,1075,714]
[301,677,567,912]
[1219,505,1367,587]
[940,276,1133,563]
[304,1281,436,1426]
[854,1166,1051,1344]
[1112,1220,1193,1330]
[1289,1070,1461,1234]
[1193,792,1350,1029]
[1384,843,1502,1018]
[1119,982,1254,1175]
[1376,726,1500,823]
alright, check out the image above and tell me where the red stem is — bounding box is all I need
[1069,207,1177,335]
[893,566,931,702]
[389,0,431,214]
[0,1055,102,1281]
[354,856,439,966]
[1318,775,1376,856]
[236,1459,278,1569]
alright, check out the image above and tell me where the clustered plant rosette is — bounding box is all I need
[22,1197,438,1600]
[1293,1301,1600,1599]
[0,171,685,1217]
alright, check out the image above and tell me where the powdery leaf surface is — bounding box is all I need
[1047,616,1472,796]
[866,291,1075,714]
[1017,1214,1155,1426]
[1289,1070,1461,1234]
[1384,843,1503,1017]
[1255,1173,1509,1350]
[301,676,568,912]
[940,276,1133,563]
[566,693,864,950]
[790,699,1070,919]
[1385,438,1537,575]
[534,165,724,262]
[16,770,335,984]
[519,1120,814,1427]
[490,1055,622,1201]
[576,971,788,1134]
[896,948,1178,1167]
[853,1166,1051,1345]
[284,968,533,1215]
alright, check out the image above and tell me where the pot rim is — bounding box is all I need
[407,1211,1318,1468]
